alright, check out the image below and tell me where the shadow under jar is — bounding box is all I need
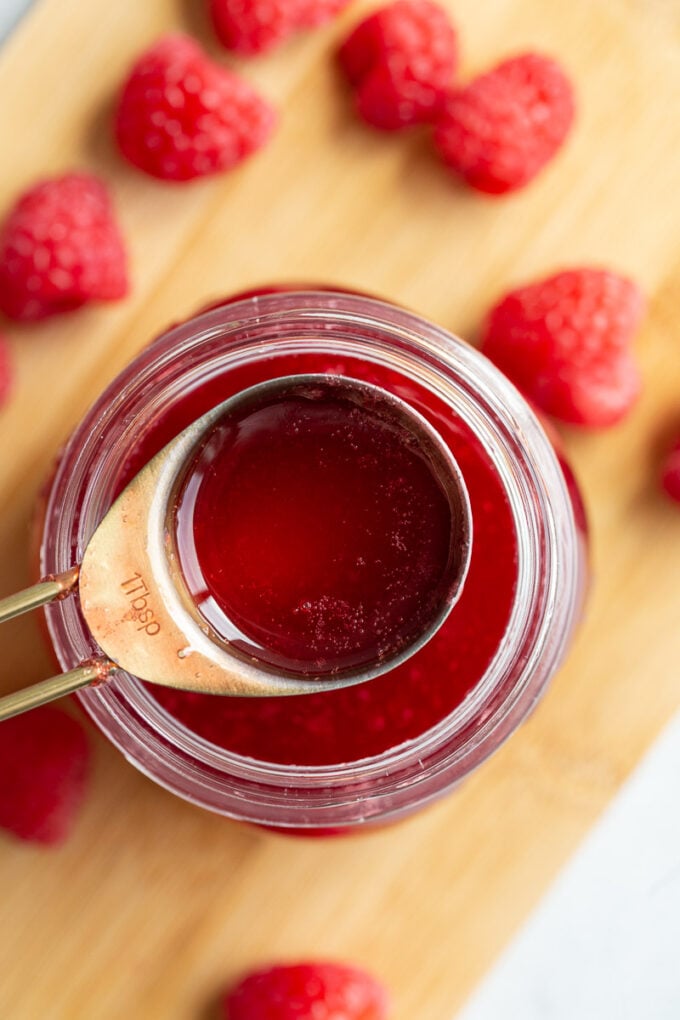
[38,291,587,833]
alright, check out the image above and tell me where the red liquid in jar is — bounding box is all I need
[117,354,518,766]
[175,380,461,677]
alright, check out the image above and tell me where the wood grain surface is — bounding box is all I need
[1,1,679,1017]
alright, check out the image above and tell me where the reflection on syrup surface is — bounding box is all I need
[121,353,518,766]
[174,381,457,677]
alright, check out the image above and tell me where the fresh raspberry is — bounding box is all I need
[209,0,301,55]
[114,34,276,181]
[0,706,91,845]
[0,334,12,406]
[0,173,128,322]
[434,53,575,193]
[222,962,390,1019]
[481,269,644,427]
[338,1,458,129]
[661,438,680,504]
[209,0,350,56]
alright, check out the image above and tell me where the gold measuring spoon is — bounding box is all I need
[0,375,472,721]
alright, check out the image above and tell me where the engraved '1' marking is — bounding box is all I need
[121,572,161,636]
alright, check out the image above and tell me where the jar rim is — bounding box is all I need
[40,291,584,827]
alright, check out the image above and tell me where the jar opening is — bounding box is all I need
[40,292,584,826]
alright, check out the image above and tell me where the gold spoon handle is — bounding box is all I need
[0,662,108,721]
[0,566,114,721]
[0,566,80,624]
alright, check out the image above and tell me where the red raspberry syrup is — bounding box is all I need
[173,377,464,678]
[116,351,518,766]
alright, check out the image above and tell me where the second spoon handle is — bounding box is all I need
[0,566,80,624]
[0,662,111,722]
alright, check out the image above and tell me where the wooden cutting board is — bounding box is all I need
[1,1,679,1017]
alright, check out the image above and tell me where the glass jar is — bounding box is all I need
[38,291,587,832]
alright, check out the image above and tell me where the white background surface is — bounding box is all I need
[457,712,680,1018]
[2,2,678,1016]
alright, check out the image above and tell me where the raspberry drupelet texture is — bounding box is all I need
[0,706,91,845]
[210,0,350,55]
[222,961,390,1019]
[114,34,276,181]
[434,52,575,194]
[661,438,680,504]
[338,0,458,129]
[481,268,644,427]
[210,0,300,55]
[0,173,128,321]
